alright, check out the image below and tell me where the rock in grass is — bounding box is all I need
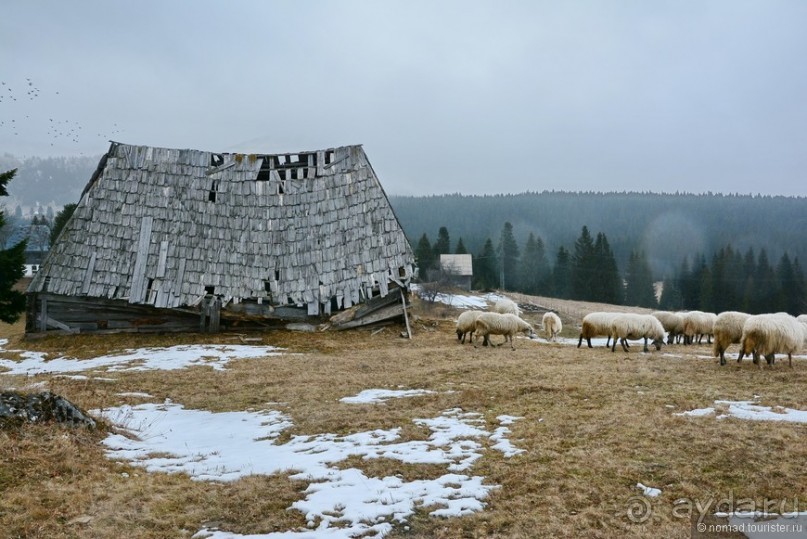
[0,391,96,428]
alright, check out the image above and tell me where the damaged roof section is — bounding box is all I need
[29,142,414,323]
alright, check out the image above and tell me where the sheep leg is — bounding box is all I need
[620,338,630,353]
[642,337,649,353]
[509,335,515,351]
[788,353,792,368]
[719,349,726,366]
[766,354,775,366]
[606,336,612,348]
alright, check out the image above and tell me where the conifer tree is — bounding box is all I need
[518,233,549,296]
[414,233,435,280]
[454,237,467,255]
[775,253,799,315]
[552,246,572,299]
[593,232,621,304]
[497,222,520,291]
[473,238,498,290]
[625,250,657,307]
[433,226,451,257]
[0,169,27,324]
[571,225,596,300]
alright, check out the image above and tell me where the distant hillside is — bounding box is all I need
[0,154,99,209]
[389,192,807,277]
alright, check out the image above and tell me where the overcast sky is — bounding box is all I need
[2,1,806,196]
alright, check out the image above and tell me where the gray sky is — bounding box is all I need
[2,1,807,196]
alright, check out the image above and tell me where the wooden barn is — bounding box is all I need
[26,142,415,334]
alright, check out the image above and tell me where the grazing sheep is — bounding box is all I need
[713,311,751,365]
[455,310,484,344]
[738,313,805,368]
[681,311,717,345]
[542,311,562,341]
[609,313,665,353]
[577,312,617,348]
[493,298,520,317]
[474,312,535,350]
[652,311,685,345]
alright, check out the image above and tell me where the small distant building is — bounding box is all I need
[440,254,473,291]
[24,250,47,277]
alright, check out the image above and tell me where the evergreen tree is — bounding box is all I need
[625,250,657,307]
[50,203,77,247]
[414,233,435,280]
[658,275,683,310]
[593,232,622,304]
[792,257,807,314]
[518,233,549,296]
[775,253,800,315]
[552,246,572,299]
[571,225,597,300]
[497,222,520,291]
[433,226,451,257]
[0,169,27,324]
[698,264,714,311]
[454,237,467,255]
[740,247,757,312]
[752,249,775,313]
[473,238,498,290]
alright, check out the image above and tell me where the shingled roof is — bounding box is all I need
[29,142,414,318]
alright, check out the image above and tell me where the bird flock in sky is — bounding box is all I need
[0,77,124,152]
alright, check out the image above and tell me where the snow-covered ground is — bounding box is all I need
[0,339,283,375]
[676,399,807,423]
[410,286,504,310]
[339,389,436,404]
[96,400,524,538]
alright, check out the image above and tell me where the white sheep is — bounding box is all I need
[712,311,751,365]
[577,312,618,348]
[474,312,535,350]
[681,311,717,345]
[738,313,805,368]
[492,298,520,317]
[542,311,562,341]
[455,310,484,344]
[652,311,685,345]
[609,313,666,353]
[799,315,807,346]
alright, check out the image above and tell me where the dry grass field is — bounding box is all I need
[1,291,806,538]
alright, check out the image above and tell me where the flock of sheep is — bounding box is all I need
[455,299,807,367]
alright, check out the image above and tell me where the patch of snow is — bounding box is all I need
[636,482,661,497]
[490,416,525,457]
[554,336,611,347]
[339,389,436,404]
[117,392,154,398]
[0,343,283,376]
[96,402,524,539]
[675,400,807,423]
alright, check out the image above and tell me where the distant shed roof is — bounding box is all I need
[29,142,414,311]
[440,254,473,276]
